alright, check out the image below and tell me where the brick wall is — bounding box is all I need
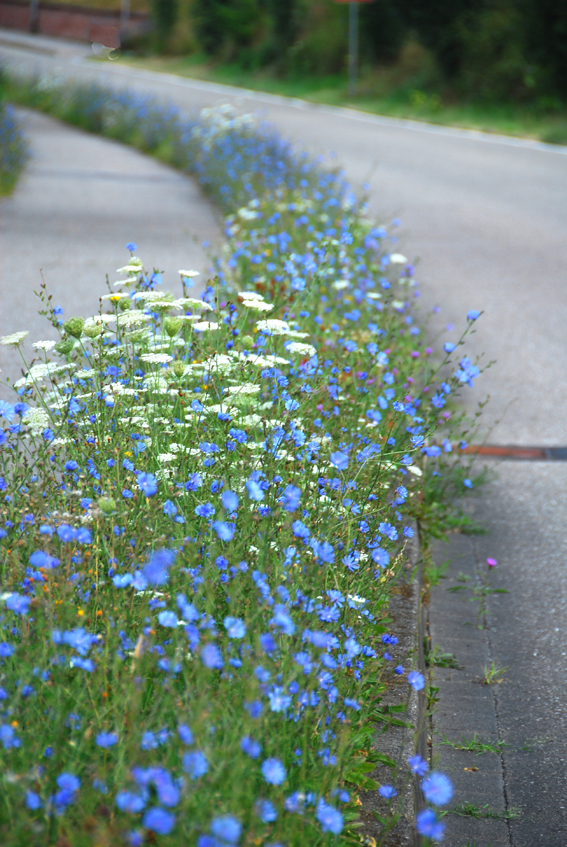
[0,0,149,47]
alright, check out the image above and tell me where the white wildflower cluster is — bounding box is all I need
[140,353,174,365]
[32,340,56,351]
[197,104,257,139]
[14,362,72,389]
[23,407,50,434]
[286,342,317,358]
[238,291,273,313]
[224,384,261,396]
[116,257,143,275]
[0,331,29,347]
[255,319,291,336]
[193,321,219,332]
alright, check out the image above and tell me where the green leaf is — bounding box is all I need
[369,751,397,768]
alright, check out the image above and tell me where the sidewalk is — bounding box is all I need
[428,460,567,846]
[0,108,220,384]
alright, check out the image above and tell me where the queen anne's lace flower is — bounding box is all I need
[116,312,152,327]
[0,331,28,346]
[116,258,143,274]
[236,413,263,426]
[14,362,71,388]
[255,319,290,336]
[144,376,169,393]
[32,340,56,351]
[241,300,274,312]
[204,354,237,373]
[140,353,174,365]
[224,384,261,395]
[193,321,219,332]
[23,407,50,434]
[286,342,317,357]
[132,291,171,303]
[237,291,264,301]
[177,298,214,312]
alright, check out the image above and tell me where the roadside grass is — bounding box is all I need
[0,86,27,196]
[452,802,521,821]
[440,734,506,755]
[113,49,567,145]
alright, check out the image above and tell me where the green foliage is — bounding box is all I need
[456,0,528,100]
[402,0,567,101]
[523,0,567,95]
[444,561,508,628]
[401,0,476,79]
[422,556,448,589]
[191,0,265,61]
[481,661,508,685]
[187,0,408,75]
[0,75,27,197]
[440,733,506,754]
[452,802,521,820]
[424,642,461,670]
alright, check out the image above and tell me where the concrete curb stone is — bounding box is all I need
[360,531,427,847]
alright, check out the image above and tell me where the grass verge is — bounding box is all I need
[0,99,27,197]
[113,48,567,145]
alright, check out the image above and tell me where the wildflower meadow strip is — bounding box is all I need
[0,85,485,846]
[0,94,27,197]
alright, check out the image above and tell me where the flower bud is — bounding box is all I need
[97,497,116,515]
[55,340,75,355]
[164,317,183,338]
[172,361,186,378]
[241,335,254,351]
[83,324,103,339]
[62,317,84,339]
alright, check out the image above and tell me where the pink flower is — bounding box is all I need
[487,558,497,567]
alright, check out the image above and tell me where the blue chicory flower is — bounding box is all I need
[137,473,158,497]
[422,772,453,806]
[261,758,286,785]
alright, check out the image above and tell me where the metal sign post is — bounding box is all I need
[336,0,373,98]
[120,0,130,46]
[29,0,39,32]
[348,2,358,97]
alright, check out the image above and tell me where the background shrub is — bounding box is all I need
[169,0,567,104]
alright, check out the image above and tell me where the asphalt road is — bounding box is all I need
[1,29,566,847]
